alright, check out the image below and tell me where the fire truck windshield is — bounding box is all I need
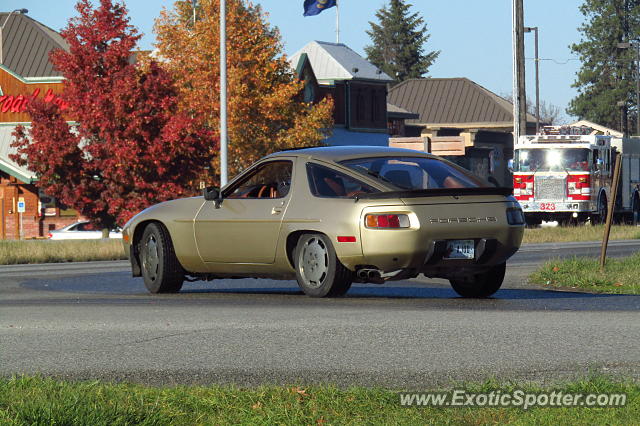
[514,148,590,172]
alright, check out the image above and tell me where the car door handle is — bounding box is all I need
[271,207,283,215]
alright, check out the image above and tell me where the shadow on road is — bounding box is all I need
[16,271,640,312]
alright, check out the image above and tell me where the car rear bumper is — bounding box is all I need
[342,201,524,277]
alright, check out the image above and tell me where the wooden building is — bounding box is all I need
[0,12,79,239]
[291,41,396,146]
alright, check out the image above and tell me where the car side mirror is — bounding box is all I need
[203,186,220,201]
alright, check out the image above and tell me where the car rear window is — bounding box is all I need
[340,157,488,190]
[306,163,378,198]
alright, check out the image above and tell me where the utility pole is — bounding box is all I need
[525,26,540,132]
[512,0,527,144]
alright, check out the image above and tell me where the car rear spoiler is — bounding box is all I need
[356,187,514,200]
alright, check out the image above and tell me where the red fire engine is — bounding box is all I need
[512,126,640,226]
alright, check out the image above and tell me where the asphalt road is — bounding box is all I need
[1,240,639,388]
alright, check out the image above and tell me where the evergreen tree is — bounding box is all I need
[569,0,640,132]
[365,0,439,82]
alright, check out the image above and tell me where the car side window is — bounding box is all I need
[306,163,378,198]
[226,161,293,199]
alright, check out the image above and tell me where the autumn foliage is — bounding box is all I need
[11,0,214,228]
[154,0,334,178]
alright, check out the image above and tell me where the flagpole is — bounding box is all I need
[336,0,340,43]
[220,0,228,186]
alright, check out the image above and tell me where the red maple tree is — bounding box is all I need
[11,0,214,230]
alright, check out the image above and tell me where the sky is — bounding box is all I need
[3,0,586,120]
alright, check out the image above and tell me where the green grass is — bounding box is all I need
[530,252,640,294]
[0,376,637,425]
[0,225,637,266]
[0,240,126,265]
[522,224,640,244]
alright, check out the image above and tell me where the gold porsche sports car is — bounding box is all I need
[122,146,524,298]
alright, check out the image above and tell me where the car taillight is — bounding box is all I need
[365,214,410,228]
[506,207,525,225]
[47,233,52,239]
[513,175,534,201]
[567,175,590,201]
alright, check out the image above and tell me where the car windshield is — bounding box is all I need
[340,156,488,190]
[514,148,590,172]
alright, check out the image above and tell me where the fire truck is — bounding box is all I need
[512,126,640,226]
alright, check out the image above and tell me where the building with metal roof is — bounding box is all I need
[290,41,395,146]
[388,78,537,136]
[388,78,540,187]
[0,12,68,79]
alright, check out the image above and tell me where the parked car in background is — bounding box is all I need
[48,221,123,240]
[123,146,525,298]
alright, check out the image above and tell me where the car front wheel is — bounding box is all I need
[294,233,353,297]
[140,223,184,294]
[449,262,506,298]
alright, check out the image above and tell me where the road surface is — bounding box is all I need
[1,240,639,388]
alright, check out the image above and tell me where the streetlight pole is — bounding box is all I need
[0,9,28,65]
[220,0,228,186]
[525,26,540,133]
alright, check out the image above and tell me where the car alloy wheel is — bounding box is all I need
[139,223,184,294]
[299,236,329,289]
[294,233,353,298]
[142,234,159,283]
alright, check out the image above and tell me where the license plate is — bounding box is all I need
[445,240,475,260]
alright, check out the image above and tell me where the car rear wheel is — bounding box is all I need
[294,233,353,297]
[140,223,184,293]
[449,262,506,298]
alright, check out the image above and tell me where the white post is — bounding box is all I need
[336,0,340,43]
[220,0,228,186]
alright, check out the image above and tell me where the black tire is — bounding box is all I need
[591,195,607,226]
[633,195,640,226]
[139,223,184,293]
[525,216,542,228]
[449,262,506,298]
[294,233,353,297]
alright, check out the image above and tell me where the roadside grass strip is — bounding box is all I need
[530,252,640,294]
[0,225,637,265]
[0,376,637,425]
[522,224,640,244]
[0,240,126,265]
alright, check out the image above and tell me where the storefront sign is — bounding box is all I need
[0,88,68,114]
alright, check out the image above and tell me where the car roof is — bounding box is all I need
[268,146,435,163]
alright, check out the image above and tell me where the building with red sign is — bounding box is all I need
[0,12,80,239]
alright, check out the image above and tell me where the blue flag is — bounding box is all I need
[304,0,337,17]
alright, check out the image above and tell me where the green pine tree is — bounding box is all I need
[364,0,440,82]
[569,0,640,132]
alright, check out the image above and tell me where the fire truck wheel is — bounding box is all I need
[525,217,542,227]
[592,195,608,226]
[449,262,506,298]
